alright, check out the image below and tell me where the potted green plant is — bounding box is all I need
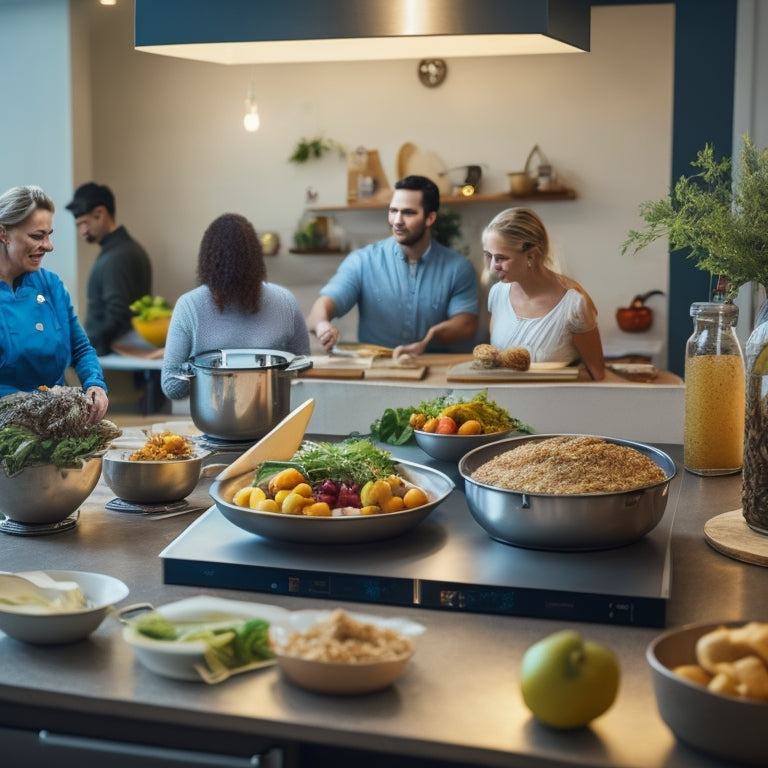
[623,134,768,531]
[288,136,345,164]
[621,134,768,302]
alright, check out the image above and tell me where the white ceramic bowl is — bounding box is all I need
[413,427,520,463]
[647,621,768,765]
[121,595,290,681]
[270,609,426,695]
[0,570,129,644]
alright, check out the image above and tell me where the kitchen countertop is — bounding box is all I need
[293,354,685,445]
[0,431,758,768]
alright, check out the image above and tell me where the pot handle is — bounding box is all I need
[171,361,195,382]
[285,355,313,374]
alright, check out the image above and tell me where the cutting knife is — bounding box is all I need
[215,398,315,481]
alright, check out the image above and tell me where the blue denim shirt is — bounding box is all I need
[319,237,478,351]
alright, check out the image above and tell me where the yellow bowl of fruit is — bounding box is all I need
[131,315,171,348]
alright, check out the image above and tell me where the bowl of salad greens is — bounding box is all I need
[209,438,455,544]
[0,387,121,524]
[121,595,290,682]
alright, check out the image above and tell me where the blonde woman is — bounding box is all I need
[482,207,604,380]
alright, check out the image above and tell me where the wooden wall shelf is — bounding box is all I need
[310,188,576,213]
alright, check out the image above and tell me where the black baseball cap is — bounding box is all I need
[65,182,115,217]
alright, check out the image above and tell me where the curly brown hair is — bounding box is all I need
[197,213,265,312]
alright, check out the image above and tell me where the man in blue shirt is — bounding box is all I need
[307,175,479,356]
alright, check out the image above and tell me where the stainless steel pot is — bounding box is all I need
[178,349,313,441]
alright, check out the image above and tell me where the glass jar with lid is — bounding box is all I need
[684,301,745,475]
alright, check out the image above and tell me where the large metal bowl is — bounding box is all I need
[209,459,454,544]
[414,427,521,463]
[458,434,676,551]
[0,457,103,524]
[103,450,205,503]
[647,621,768,765]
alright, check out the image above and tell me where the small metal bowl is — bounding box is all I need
[647,621,768,765]
[103,450,205,503]
[458,434,675,551]
[0,457,103,524]
[413,428,521,463]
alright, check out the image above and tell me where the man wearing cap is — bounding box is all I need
[66,182,152,356]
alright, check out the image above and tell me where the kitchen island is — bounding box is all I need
[295,353,685,444]
[0,426,757,768]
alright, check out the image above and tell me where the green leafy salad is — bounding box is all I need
[134,611,274,674]
[370,390,534,446]
[0,388,121,476]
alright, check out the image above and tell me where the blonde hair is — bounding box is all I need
[0,185,55,229]
[482,207,553,268]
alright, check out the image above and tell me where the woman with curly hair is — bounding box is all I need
[161,213,310,400]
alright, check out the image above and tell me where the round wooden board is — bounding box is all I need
[704,509,768,567]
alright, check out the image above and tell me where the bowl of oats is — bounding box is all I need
[270,608,426,695]
[458,433,676,551]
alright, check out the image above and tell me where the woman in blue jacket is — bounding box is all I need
[0,185,108,422]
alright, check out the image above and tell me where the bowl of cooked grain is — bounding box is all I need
[270,608,426,694]
[458,433,676,551]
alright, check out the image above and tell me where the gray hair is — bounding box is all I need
[0,185,55,228]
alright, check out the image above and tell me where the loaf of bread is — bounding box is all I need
[472,344,500,369]
[499,346,531,371]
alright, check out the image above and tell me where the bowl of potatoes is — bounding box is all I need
[647,620,768,765]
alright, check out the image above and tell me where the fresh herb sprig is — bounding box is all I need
[293,438,398,485]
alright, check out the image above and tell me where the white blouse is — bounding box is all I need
[488,284,597,364]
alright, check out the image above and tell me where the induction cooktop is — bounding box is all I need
[160,446,682,628]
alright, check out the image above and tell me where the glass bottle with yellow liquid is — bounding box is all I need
[684,302,745,475]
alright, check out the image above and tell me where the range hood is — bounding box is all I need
[134,0,591,65]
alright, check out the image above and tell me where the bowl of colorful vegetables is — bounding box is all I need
[209,438,454,544]
[372,391,534,464]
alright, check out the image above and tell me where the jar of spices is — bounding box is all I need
[684,302,745,475]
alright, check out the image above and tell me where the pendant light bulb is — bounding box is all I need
[243,82,260,132]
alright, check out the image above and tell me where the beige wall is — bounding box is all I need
[81,1,674,361]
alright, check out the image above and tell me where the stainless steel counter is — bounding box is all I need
[0,440,756,768]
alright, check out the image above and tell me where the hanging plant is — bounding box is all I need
[288,136,346,164]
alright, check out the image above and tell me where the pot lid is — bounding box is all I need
[189,348,295,370]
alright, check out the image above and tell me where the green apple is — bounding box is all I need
[520,629,620,729]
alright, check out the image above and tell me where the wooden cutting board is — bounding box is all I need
[301,355,426,380]
[704,509,768,567]
[364,359,427,380]
[446,361,580,382]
